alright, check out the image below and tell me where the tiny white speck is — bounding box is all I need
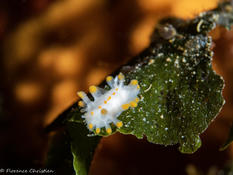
[196,19,204,33]
[144,84,152,92]
[140,95,144,101]
[158,53,163,57]
[160,115,164,119]
[174,59,179,68]
[182,58,186,63]
[166,58,172,62]
[148,59,155,65]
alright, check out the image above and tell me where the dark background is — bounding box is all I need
[0,0,233,174]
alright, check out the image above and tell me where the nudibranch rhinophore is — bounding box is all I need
[77,73,140,134]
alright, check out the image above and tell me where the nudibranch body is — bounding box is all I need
[77,73,140,134]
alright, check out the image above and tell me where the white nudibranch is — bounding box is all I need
[77,73,140,134]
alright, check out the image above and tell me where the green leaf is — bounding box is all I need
[46,122,100,175]
[67,122,100,175]
[46,1,233,174]
[220,125,233,151]
[46,103,100,175]
[46,131,76,175]
[116,29,224,153]
[69,1,233,154]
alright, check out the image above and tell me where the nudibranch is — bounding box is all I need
[77,73,140,134]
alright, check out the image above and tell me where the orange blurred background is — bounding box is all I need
[0,0,233,174]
